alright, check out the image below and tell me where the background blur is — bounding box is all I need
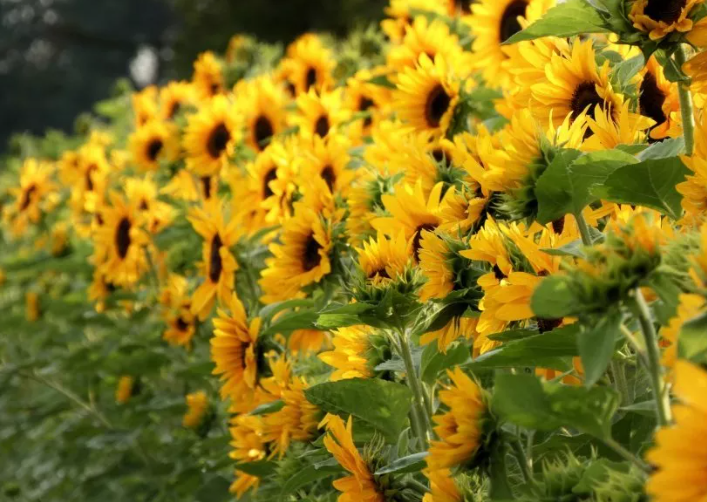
[0,0,386,153]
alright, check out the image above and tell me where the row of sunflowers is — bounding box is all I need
[3,0,707,500]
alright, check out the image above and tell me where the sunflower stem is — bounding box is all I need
[396,329,432,447]
[144,247,161,294]
[628,289,671,427]
[602,437,651,474]
[510,438,537,489]
[610,360,630,407]
[575,212,593,246]
[674,45,696,155]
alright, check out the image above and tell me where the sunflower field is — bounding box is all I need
[5,0,707,500]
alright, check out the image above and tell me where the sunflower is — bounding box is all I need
[395,55,460,135]
[421,316,478,353]
[356,231,412,286]
[372,181,448,261]
[234,75,289,152]
[422,469,463,502]
[638,56,682,140]
[231,471,260,499]
[582,101,655,152]
[319,325,377,381]
[298,135,356,197]
[211,292,261,399]
[229,414,267,464]
[4,158,57,237]
[124,176,175,234]
[288,329,331,355]
[427,368,486,471]
[92,192,150,287]
[115,375,135,404]
[470,0,554,88]
[159,81,197,121]
[684,50,707,96]
[630,0,704,40]
[183,391,209,429]
[74,142,110,193]
[646,360,707,501]
[160,275,197,349]
[160,169,200,202]
[293,87,350,140]
[262,375,321,457]
[344,67,392,139]
[192,51,224,101]
[25,292,40,322]
[659,293,706,370]
[259,204,333,304]
[363,119,414,176]
[132,86,158,127]
[128,119,180,172]
[530,40,624,128]
[381,0,448,42]
[678,121,707,218]
[322,414,385,502]
[418,230,456,302]
[387,16,471,74]
[280,34,335,96]
[188,197,241,319]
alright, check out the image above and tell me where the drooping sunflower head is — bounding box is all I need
[280,34,336,96]
[183,95,241,176]
[418,230,475,302]
[319,324,394,381]
[234,75,289,152]
[356,231,413,287]
[128,119,180,171]
[345,168,401,246]
[192,51,225,101]
[629,0,704,40]
[211,292,262,400]
[394,54,460,135]
[159,81,197,121]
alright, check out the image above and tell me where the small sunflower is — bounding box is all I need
[132,86,158,127]
[211,292,261,399]
[630,0,704,40]
[344,67,392,139]
[183,95,241,176]
[298,135,356,197]
[183,391,210,429]
[229,414,267,464]
[394,54,460,135]
[160,275,197,349]
[159,81,197,121]
[161,169,200,202]
[234,75,289,152]
[418,230,456,302]
[280,34,335,96]
[427,368,486,471]
[4,158,57,237]
[293,87,350,140]
[423,468,464,502]
[192,51,225,101]
[381,0,448,42]
[582,100,655,151]
[319,325,376,381]
[259,204,333,304]
[322,414,385,502]
[638,56,682,140]
[421,316,479,353]
[124,175,175,234]
[128,119,180,171]
[115,375,135,404]
[356,231,412,286]
[345,168,399,246]
[92,192,150,288]
[188,197,241,320]
[25,292,40,322]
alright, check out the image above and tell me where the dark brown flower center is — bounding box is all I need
[168,102,181,119]
[499,0,528,43]
[209,233,223,283]
[19,185,37,211]
[315,115,330,138]
[359,96,375,128]
[209,82,221,96]
[85,164,97,191]
[146,139,163,162]
[176,317,190,331]
[551,218,565,235]
[639,72,667,126]
[201,176,212,199]
[286,81,296,97]
[139,199,149,211]
[321,165,336,192]
[412,223,437,261]
[537,318,562,333]
[644,0,686,23]
[455,0,473,14]
[369,267,391,280]
[253,115,274,149]
[493,264,506,280]
[115,217,132,259]
[263,167,278,198]
[431,148,452,168]
[207,123,230,159]
[425,84,451,128]
[302,233,322,272]
[571,81,605,120]
[305,67,317,90]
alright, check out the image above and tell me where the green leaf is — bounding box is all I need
[678,311,707,365]
[536,149,637,223]
[541,239,586,259]
[573,459,631,495]
[368,75,396,89]
[578,310,622,386]
[420,342,471,384]
[504,0,610,44]
[487,329,538,342]
[261,309,319,336]
[258,299,314,322]
[249,399,284,416]
[278,464,340,501]
[610,55,645,88]
[531,275,579,319]
[546,384,619,439]
[648,273,682,324]
[492,374,563,430]
[195,475,232,502]
[234,460,277,477]
[593,156,688,219]
[375,452,428,475]
[466,325,579,371]
[316,303,374,329]
[304,378,413,441]
[637,137,685,160]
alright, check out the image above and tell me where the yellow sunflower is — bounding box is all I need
[160,169,200,202]
[344,67,393,140]
[381,0,448,42]
[183,95,241,176]
[423,468,463,502]
[678,119,707,218]
[356,231,412,286]
[132,85,158,127]
[280,34,335,96]
[124,175,175,234]
[638,56,682,140]
[211,292,261,399]
[4,158,57,237]
[192,51,224,101]
[160,275,197,349]
[234,75,289,152]
[183,391,209,429]
[319,325,376,381]
[293,87,350,140]
[92,192,150,287]
[298,135,356,197]
[229,414,267,464]
[288,329,331,355]
[418,230,455,302]
[128,119,180,171]
[582,101,655,151]
[363,119,414,176]
[25,292,40,322]
[115,375,135,404]
[421,316,479,353]
[470,0,555,89]
[159,81,197,121]
[427,368,486,471]
[630,0,704,40]
[322,414,385,502]
[646,360,707,501]
[530,39,624,128]
[259,204,333,304]
[659,293,706,370]
[187,197,241,320]
[394,54,460,135]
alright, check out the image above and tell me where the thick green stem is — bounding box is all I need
[510,439,537,489]
[575,212,593,246]
[675,45,696,155]
[396,330,432,446]
[602,437,651,474]
[630,289,671,427]
[610,360,630,407]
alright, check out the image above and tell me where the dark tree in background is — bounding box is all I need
[0,0,386,154]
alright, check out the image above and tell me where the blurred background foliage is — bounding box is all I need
[0,0,386,154]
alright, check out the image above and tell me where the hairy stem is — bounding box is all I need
[675,45,695,155]
[396,329,432,447]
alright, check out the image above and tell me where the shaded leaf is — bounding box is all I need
[505,0,609,44]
